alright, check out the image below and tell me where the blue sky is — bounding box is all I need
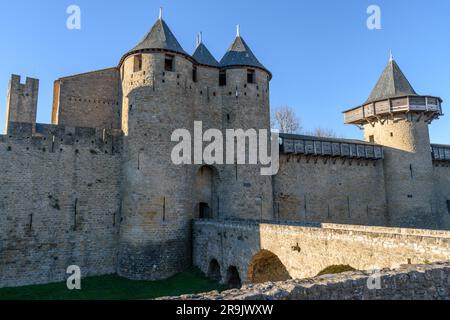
[0,0,449,143]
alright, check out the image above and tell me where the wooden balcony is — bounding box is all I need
[343,95,443,125]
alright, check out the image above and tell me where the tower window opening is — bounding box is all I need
[247,69,256,84]
[165,54,174,72]
[390,132,394,137]
[219,70,227,86]
[447,200,450,214]
[369,135,374,143]
[193,66,198,82]
[133,55,143,72]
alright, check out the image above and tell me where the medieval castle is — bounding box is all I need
[1,12,450,289]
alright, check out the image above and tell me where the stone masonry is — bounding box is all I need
[164,262,450,300]
[193,220,450,287]
[0,13,449,290]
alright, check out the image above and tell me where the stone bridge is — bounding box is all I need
[193,220,450,288]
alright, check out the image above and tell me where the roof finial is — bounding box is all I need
[159,7,163,20]
[236,24,240,37]
[389,50,394,62]
[196,32,203,47]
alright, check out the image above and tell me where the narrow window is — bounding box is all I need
[447,200,450,214]
[369,135,374,143]
[193,66,198,82]
[247,69,255,84]
[165,54,174,72]
[133,54,143,72]
[219,70,227,86]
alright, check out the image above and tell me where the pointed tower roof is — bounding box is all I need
[220,25,270,76]
[366,56,418,103]
[120,11,188,65]
[192,33,220,67]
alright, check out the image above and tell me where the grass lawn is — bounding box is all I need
[0,268,225,300]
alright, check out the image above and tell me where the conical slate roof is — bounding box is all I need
[366,58,417,103]
[121,18,187,64]
[193,43,220,67]
[220,36,268,72]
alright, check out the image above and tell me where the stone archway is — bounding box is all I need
[194,166,218,219]
[207,259,222,282]
[226,266,242,289]
[247,250,291,284]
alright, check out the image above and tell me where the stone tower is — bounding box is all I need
[344,56,443,229]
[117,14,196,280]
[117,13,274,280]
[216,26,274,221]
[4,75,39,134]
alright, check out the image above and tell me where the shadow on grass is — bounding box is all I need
[0,268,225,300]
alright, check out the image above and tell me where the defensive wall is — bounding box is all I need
[0,122,122,288]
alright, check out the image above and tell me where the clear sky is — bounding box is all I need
[0,0,448,143]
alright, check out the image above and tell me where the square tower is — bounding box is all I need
[4,75,39,134]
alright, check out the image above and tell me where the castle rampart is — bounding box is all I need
[0,124,121,288]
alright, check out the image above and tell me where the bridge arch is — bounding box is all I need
[247,250,291,284]
[207,259,222,282]
[226,266,242,289]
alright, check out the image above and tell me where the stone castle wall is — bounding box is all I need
[0,123,122,288]
[52,68,121,130]
[273,154,388,226]
[165,262,450,300]
[433,162,450,229]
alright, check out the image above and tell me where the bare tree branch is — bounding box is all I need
[271,106,302,134]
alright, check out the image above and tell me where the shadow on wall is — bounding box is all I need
[247,250,291,284]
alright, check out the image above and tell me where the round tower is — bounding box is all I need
[117,12,196,280]
[217,26,274,220]
[344,55,443,229]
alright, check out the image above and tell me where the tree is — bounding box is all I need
[271,106,302,134]
[310,127,338,138]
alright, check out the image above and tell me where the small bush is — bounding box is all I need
[317,265,357,277]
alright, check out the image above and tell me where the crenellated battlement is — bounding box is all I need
[0,122,122,155]
[5,75,39,134]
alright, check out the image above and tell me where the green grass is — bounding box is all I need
[0,268,225,300]
[316,265,357,277]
